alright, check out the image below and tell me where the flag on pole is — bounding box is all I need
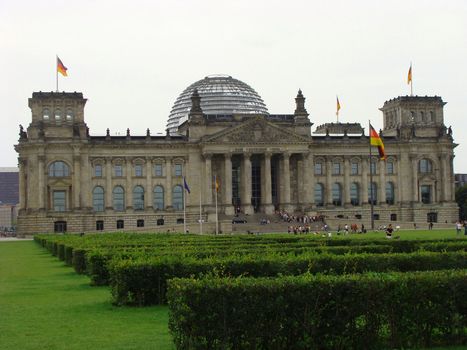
[57,56,68,77]
[214,175,220,193]
[183,177,190,193]
[370,124,386,160]
[336,96,341,116]
[407,64,412,85]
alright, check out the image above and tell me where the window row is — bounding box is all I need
[94,163,183,178]
[47,161,184,178]
[313,182,396,207]
[42,108,73,121]
[47,158,435,179]
[92,185,185,212]
[314,160,396,176]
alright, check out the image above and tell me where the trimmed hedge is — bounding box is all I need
[109,250,467,305]
[167,270,467,350]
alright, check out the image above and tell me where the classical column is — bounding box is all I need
[362,157,369,205]
[165,157,172,208]
[241,152,253,214]
[73,153,81,210]
[325,157,332,205]
[412,157,418,202]
[262,152,274,214]
[125,157,132,210]
[379,159,386,205]
[105,157,112,210]
[37,155,45,210]
[223,152,234,215]
[80,154,91,210]
[145,157,153,209]
[399,152,410,203]
[280,152,291,210]
[18,158,26,210]
[440,155,448,202]
[343,157,351,206]
[307,153,315,206]
[203,153,213,206]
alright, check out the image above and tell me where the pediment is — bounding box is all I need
[203,117,309,144]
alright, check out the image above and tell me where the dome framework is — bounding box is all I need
[167,75,268,132]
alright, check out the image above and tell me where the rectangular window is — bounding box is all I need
[53,191,66,212]
[154,164,163,176]
[96,220,104,231]
[332,163,341,175]
[387,162,394,175]
[94,164,102,177]
[137,219,144,227]
[174,164,182,176]
[135,164,143,177]
[314,163,323,175]
[114,165,123,177]
[370,161,377,175]
[351,162,359,175]
[421,185,432,204]
[116,220,124,229]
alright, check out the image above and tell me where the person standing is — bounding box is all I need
[456,221,462,236]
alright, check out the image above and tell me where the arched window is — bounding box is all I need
[66,109,73,121]
[350,183,360,206]
[55,109,62,121]
[113,186,125,211]
[153,186,164,210]
[172,185,184,210]
[429,111,435,122]
[49,161,69,177]
[92,186,104,212]
[314,183,324,206]
[368,182,377,204]
[43,108,50,120]
[133,186,144,210]
[332,183,342,206]
[386,182,395,205]
[420,111,425,122]
[419,159,432,173]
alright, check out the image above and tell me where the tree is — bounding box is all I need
[455,185,467,220]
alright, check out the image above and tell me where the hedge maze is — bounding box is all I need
[35,233,467,349]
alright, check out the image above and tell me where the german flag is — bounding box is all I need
[336,96,341,116]
[370,124,386,160]
[407,64,412,84]
[57,56,68,77]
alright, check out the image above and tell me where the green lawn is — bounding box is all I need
[0,241,174,350]
[1,235,465,350]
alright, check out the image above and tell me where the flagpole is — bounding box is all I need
[215,177,219,235]
[369,121,375,231]
[199,187,203,235]
[56,55,58,92]
[410,62,413,96]
[183,188,187,234]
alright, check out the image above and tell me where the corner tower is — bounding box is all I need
[27,91,88,140]
[380,96,446,138]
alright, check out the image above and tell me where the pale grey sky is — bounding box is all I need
[1,0,466,171]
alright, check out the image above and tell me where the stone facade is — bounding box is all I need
[15,87,459,235]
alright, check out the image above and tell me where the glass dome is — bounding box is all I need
[166,75,268,132]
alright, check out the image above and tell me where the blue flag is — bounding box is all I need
[183,177,190,193]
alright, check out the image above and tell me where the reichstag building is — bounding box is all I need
[15,75,458,234]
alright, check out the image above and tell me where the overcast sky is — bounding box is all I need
[1,0,466,172]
